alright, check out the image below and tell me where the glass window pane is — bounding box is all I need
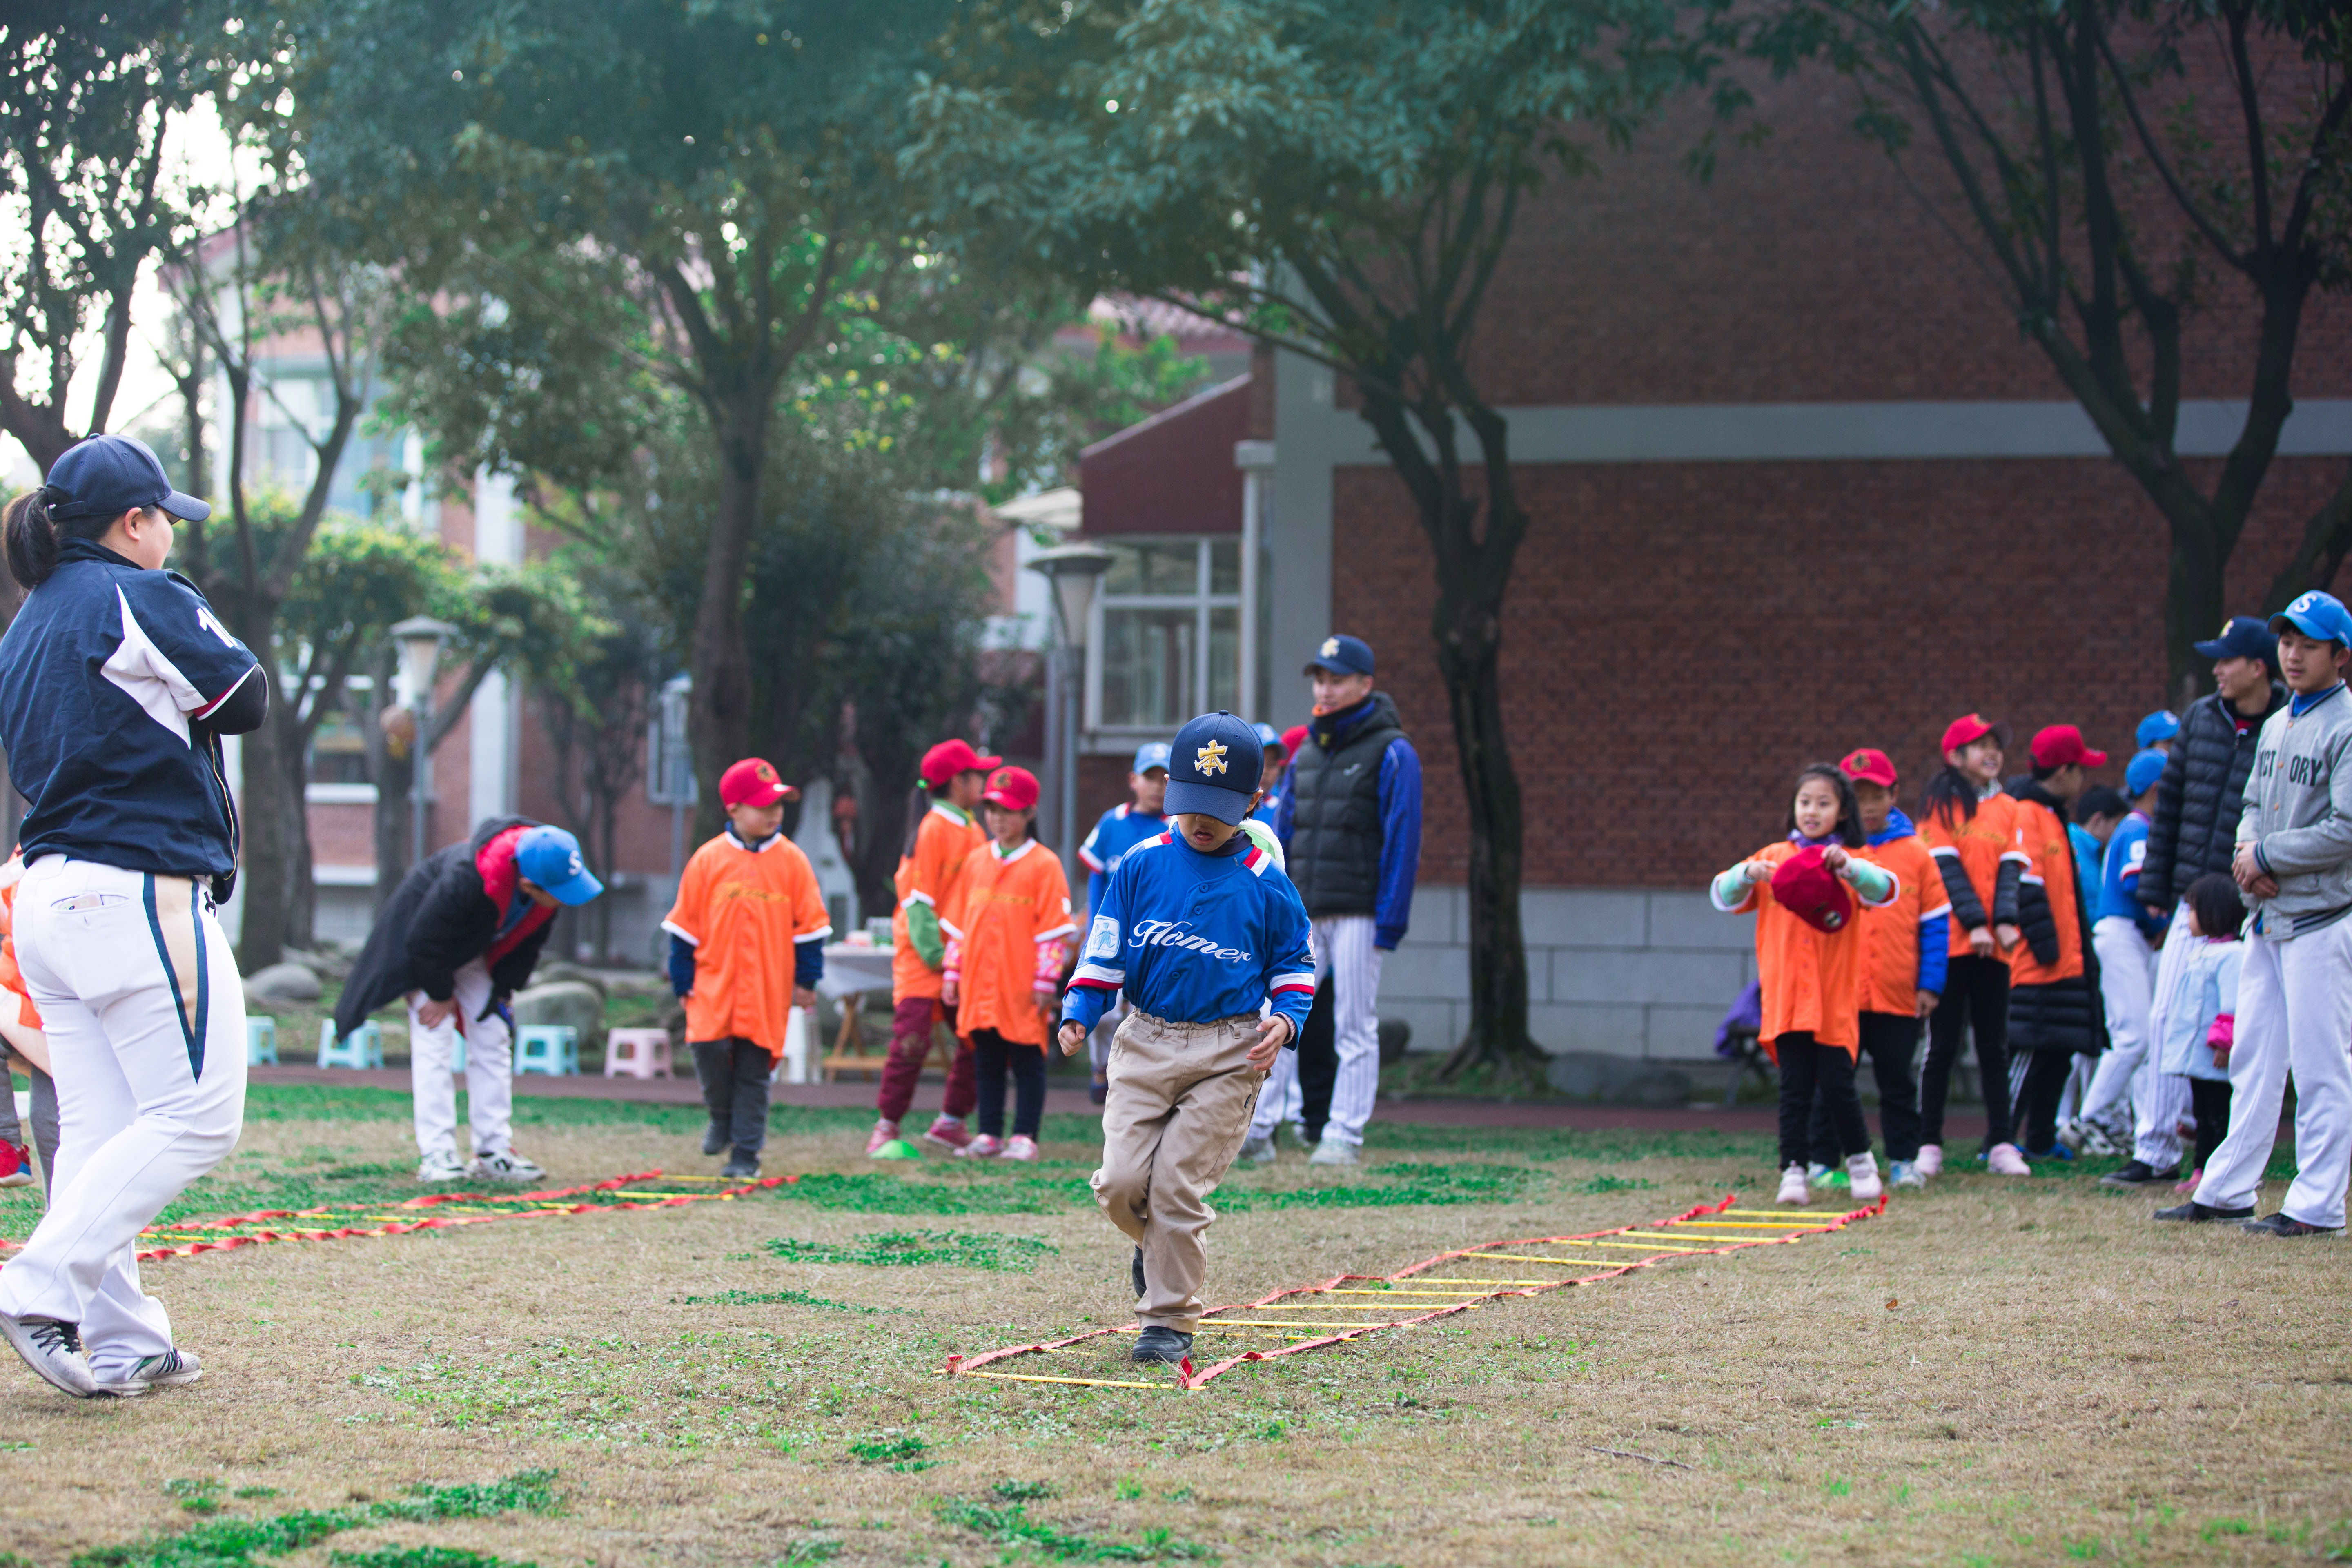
[1100,608,1198,728]
[1102,542,1145,595]
[1209,539,1241,595]
[1207,607,1239,713]
[1137,541,1199,595]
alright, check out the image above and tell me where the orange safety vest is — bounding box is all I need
[891,801,986,1004]
[1920,793,2018,962]
[940,838,1075,1049]
[1854,833,1941,1017]
[665,831,833,1058]
[2006,796,2087,987]
[1725,841,1872,1057]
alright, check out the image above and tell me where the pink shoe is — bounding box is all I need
[1002,1135,1039,1161]
[923,1116,973,1152]
[1914,1144,1943,1178]
[2174,1166,2203,1195]
[959,1134,1005,1158]
[864,1119,902,1156]
[1987,1142,2030,1176]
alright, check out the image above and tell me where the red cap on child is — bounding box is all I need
[920,738,1004,789]
[980,765,1040,812]
[1771,847,1855,935]
[1940,713,2012,757]
[719,757,797,808]
[2029,724,2108,771]
[1839,748,1898,788]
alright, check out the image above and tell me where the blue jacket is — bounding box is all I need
[1061,829,1316,1039]
[1078,802,1167,928]
[2097,812,2167,941]
[1870,810,1948,998]
[1274,698,1422,949]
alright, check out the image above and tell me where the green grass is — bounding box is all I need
[65,1472,559,1568]
[935,1496,1218,1561]
[677,1287,896,1314]
[764,1229,1061,1272]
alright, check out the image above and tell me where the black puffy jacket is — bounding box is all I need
[333,815,556,1036]
[2005,777,2106,1056]
[2141,683,2286,908]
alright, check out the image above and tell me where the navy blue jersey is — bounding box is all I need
[1062,830,1315,1036]
[0,540,261,879]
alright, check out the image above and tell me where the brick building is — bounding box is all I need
[1068,73,2352,1067]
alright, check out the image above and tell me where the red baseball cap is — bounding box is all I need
[719,757,797,808]
[1281,724,1309,760]
[980,765,1040,812]
[920,738,1003,789]
[1771,846,1855,935]
[1941,713,2013,757]
[1839,748,1899,788]
[2030,724,2108,771]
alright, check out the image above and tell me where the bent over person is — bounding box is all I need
[0,436,264,1399]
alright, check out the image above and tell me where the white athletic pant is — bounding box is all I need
[410,958,515,1160]
[1248,915,1385,1147]
[2081,917,2157,1132]
[2133,902,2196,1169]
[2194,917,2352,1227]
[0,858,245,1374]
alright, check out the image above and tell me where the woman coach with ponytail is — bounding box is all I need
[0,434,264,1400]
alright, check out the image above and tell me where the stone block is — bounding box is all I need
[1521,888,1649,949]
[1646,891,1756,952]
[1646,1003,1733,1060]
[513,980,607,1054]
[1379,999,1456,1054]
[1549,949,1746,1006]
[1528,1002,1646,1057]
[1377,943,1467,999]
[1545,1050,1697,1106]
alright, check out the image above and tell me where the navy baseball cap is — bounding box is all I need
[1165,710,1264,824]
[2271,590,2352,648]
[2194,615,2278,668]
[2134,710,2180,748]
[1130,741,1171,775]
[2125,749,2167,797]
[1304,633,1374,677]
[44,433,209,523]
[515,824,603,906]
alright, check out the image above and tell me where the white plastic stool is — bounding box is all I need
[604,1027,673,1079]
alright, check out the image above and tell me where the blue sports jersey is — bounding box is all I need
[0,539,261,879]
[1062,830,1316,1037]
[1078,802,1167,925]
[2069,824,2102,911]
[2098,812,2167,939]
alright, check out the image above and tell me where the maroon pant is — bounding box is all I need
[877,995,975,1124]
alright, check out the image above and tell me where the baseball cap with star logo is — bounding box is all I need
[1165,710,1265,825]
[1303,633,1375,677]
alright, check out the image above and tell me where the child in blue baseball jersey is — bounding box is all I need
[1057,711,1315,1366]
[1076,741,1171,1103]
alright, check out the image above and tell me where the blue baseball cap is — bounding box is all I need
[2271,590,2352,648]
[2134,710,2180,748]
[2125,749,2168,798]
[515,824,603,906]
[1164,710,1264,824]
[43,433,208,523]
[1304,633,1374,678]
[2194,614,2278,669]
[1252,722,1282,751]
[1130,741,1171,775]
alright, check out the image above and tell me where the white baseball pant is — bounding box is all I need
[0,858,245,1376]
[1246,917,1384,1147]
[2132,902,2195,1169]
[410,958,515,1161]
[2080,916,2157,1133]
[2193,917,2352,1227]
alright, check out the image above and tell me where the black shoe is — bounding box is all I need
[2154,1200,2255,1222]
[720,1151,760,1179]
[702,1122,729,1157]
[1130,1326,1194,1364]
[1089,1081,1108,1107]
[2100,1160,2181,1188]
[1130,1246,1145,1301]
[2241,1211,2338,1237]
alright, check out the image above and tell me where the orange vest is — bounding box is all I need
[940,838,1074,1048]
[1920,793,2018,962]
[891,802,986,1003]
[2006,796,2087,987]
[665,831,833,1057]
[1727,841,1868,1057]
[1854,832,1938,1016]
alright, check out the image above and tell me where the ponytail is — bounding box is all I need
[5,486,113,590]
[900,782,932,859]
[1921,764,1978,826]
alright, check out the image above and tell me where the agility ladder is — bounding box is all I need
[0,1169,795,1265]
[944,1189,1886,1392]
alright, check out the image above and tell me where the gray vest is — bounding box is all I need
[1287,694,1405,918]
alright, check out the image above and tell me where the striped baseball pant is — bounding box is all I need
[1250,915,1383,1148]
[0,857,246,1376]
[2132,902,2196,1170]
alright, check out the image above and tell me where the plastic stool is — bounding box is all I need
[514,1025,579,1076]
[246,1016,278,1066]
[604,1027,673,1079]
[317,1019,384,1069]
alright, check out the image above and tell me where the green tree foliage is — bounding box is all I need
[1749,0,2352,700]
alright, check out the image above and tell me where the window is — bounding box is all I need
[1091,538,1241,732]
[308,693,372,787]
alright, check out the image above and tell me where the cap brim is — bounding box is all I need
[159,490,210,523]
[2191,639,2233,659]
[540,868,604,906]
[1164,780,1250,825]
[2080,748,2109,768]
[973,754,1004,773]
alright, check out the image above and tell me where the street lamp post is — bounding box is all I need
[1024,544,1114,873]
[390,615,458,866]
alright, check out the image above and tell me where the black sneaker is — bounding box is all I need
[702,1121,729,1157]
[720,1151,760,1180]
[2241,1212,2338,1237]
[2100,1160,2181,1188]
[1130,1246,1145,1301]
[1130,1326,1193,1364]
[2154,1200,2255,1222]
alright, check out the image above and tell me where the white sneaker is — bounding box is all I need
[1306,1139,1359,1167]
[0,1313,96,1398]
[1776,1164,1811,1206]
[1238,1134,1276,1165]
[1987,1142,2030,1176]
[1915,1144,1943,1178]
[1889,1159,1925,1189]
[91,1346,201,1398]
[467,1150,546,1184]
[1845,1152,1883,1203]
[1002,1135,1039,1161]
[416,1149,467,1183]
[2081,1120,2124,1157]
[959,1134,1005,1159]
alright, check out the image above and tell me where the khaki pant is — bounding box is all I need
[1091,1010,1265,1333]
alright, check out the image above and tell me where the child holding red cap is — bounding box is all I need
[1711,763,1899,1205]
[1917,713,2030,1178]
[869,739,996,1158]
[664,757,831,1178]
[2003,725,2109,1161]
[940,766,1076,1160]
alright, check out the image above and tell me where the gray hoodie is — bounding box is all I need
[2240,683,2352,936]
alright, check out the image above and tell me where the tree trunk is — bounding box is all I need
[687,389,768,842]
[362,645,414,908]
[282,711,318,951]
[234,670,292,971]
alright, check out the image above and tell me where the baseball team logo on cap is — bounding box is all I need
[1195,738,1229,776]
[1319,637,1340,661]
[2271,590,2352,646]
[1839,748,1898,788]
[1771,847,1853,934]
